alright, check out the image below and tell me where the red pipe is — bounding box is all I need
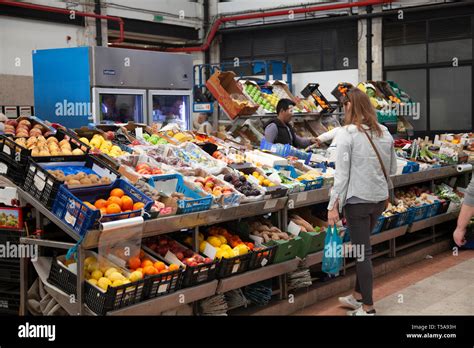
[162,0,393,53]
[0,0,125,43]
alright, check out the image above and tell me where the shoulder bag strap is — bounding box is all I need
[364,131,389,182]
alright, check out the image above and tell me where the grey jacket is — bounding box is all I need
[464,177,474,207]
[328,124,398,212]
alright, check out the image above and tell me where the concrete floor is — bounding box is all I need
[294,249,474,315]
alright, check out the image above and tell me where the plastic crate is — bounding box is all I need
[437,200,451,215]
[248,245,277,270]
[0,155,27,186]
[23,155,120,209]
[382,214,400,231]
[300,83,336,113]
[147,174,212,214]
[395,210,412,227]
[0,259,20,283]
[372,216,385,235]
[181,261,219,287]
[48,255,147,315]
[426,201,441,218]
[143,268,183,299]
[265,236,302,264]
[377,110,398,123]
[297,231,326,258]
[215,253,252,279]
[408,205,430,223]
[0,129,89,166]
[52,179,153,236]
[0,284,20,315]
[274,165,323,191]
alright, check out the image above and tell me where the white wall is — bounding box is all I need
[0,16,86,76]
[217,0,327,14]
[292,69,359,101]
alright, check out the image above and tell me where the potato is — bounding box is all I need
[100,177,111,185]
[80,178,92,185]
[88,174,99,183]
[31,148,40,156]
[56,173,66,182]
[67,179,81,186]
[46,136,57,143]
[59,139,70,148]
[61,149,72,155]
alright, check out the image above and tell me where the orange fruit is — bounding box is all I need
[121,195,134,211]
[94,199,107,209]
[168,264,179,272]
[99,207,107,215]
[141,259,153,268]
[107,196,123,209]
[106,203,121,215]
[143,265,157,275]
[128,256,141,270]
[110,188,125,198]
[160,269,169,274]
[84,202,96,210]
[133,202,145,210]
[153,261,166,272]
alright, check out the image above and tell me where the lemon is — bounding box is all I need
[97,277,112,291]
[87,279,98,286]
[87,262,99,273]
[263,179,271,187]
[79,137,89,145]
[108,271,125,282]
[84,256,97,267]
[207,236,222,248]
[215,249,224,260]
[237,244,249,255]
[91,270,103,281]
[199,241,208,253]
[252,172,260,178]
[112,279,125,287]
[217,235,227,244]
[129,270,143,282]
[221,244,231,251]
[104,268,119,278]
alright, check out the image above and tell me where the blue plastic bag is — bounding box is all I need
[322,225,343,275]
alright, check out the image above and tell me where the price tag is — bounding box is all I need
[402,144,411,150]
[249,234,263,247]
[261,258,268,267]
[64,211,77,226]
[158,284,169,294]
[0,163,7,174]
[203,243,217,260]
[264,199,277,210]
[135,127,144,139]
[3,146,11,155]
[296,191,308,202]
[34,175,46,191]
[287,221,302,236]
[164,250,185,267]
[231,264,240,273]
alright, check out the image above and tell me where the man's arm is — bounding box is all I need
[453,176,474,246]
[264,123,278,144]
[294,133,312,148]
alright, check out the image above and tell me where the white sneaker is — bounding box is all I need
[338,294,362,310]
[347,307,376,316]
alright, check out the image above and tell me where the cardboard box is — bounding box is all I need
[206,70,259,119]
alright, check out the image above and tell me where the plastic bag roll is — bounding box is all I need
[456,164,472,173]
[100,216,144,231]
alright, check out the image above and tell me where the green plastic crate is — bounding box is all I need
[296,231,326,258]
[265,236,303,264]
[377,110,398,123]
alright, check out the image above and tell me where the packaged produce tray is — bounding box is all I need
[238,166,288,199]
[148,174,212,214]
[23,155,120,209]
[52,179,153,237]
[274,165,323,191]
[217,167,265,203]
[48,252,146,315]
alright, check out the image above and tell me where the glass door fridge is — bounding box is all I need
[93,88,146,124]
[148,90,192,130]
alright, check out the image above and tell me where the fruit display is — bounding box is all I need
[14,135,85,157]
[198,226,254,260]
[243,84,277,113]
[435,183,462,204]
[80,134,128,157]
[145,235,213,267]
[4,119,53,137]
[289,214,322,233]
[47,169,112,187]
[222,171,263,198]
[133,180,177,216]
[212,150,233,164]
[140,148,191,169]
[88,187,145,216]
[249,220,293,243]
[247,170,275,187]
[142,133,169,145]
[193,176,233,197]
[117,155,172,180]
[126,249,180,278]
[173,142,227,173]
[394,187,439,209]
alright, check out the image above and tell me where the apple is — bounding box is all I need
[189,261,198,267]
[131,140,141,146]
[175,252,184,261]
[149,243,158,251]
[135,163,151,172]
[5,120,18,127]
[205,177,215,184]
[204,258,212,264]
[158,239,168,246]
[152,168,163,175]
[136,168,151,175]
[184,249,194,258]
[105,131,115,140]
[185,258,195,265]
[157,246,168,256]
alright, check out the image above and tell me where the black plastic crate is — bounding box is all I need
[331,82,354,103]
[144,268,183,299]
[23,154,120,209]
[0,259,20,283]
[300,83,336,113]
[215,253,252,279]
[48,257,147,315]
[438,200,451,215]
[181,261,219,287]
[0,283,20,315]
[382,214,400,231]
[248,245,277,270]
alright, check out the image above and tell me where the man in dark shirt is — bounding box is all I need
[264,99,317,148]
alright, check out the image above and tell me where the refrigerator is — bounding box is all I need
[33,46,193,129]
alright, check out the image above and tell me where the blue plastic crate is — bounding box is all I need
[372,216,385,235]
[52,179,153,237]
[147,174,212,214]
[274,165,323,191]
[382,214,400,231]
[395,210,412,227]
[426,201,441,218]
[408,205,430,223]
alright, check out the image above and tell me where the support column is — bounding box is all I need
[358,5,383,82]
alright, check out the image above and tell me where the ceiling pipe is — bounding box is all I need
[159,0,393,53]
[0,0,124,43]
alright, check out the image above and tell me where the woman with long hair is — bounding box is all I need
[327,88,398,316]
